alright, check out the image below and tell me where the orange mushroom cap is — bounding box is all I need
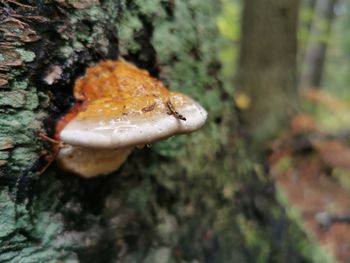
[56,59,207,177]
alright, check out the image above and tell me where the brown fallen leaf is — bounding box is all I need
[290,113,316,135]
[303,88,348,113]
[312,139,350,171]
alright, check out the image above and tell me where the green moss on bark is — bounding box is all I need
[0,1,311,262]
[0,187,78,263]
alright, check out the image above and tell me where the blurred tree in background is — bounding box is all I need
[300,0,338,89]
[237,0,299,144]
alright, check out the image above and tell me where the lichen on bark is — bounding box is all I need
[0,1,310,262]
[0,1,241,261]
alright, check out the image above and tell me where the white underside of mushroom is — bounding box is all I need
[57,97,207,177]
[57,145,133,178]
[60,99,207,149]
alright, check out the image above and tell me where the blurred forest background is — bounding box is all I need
[220,0,350,130]
[2,0,350,262]
[219,0,350,262]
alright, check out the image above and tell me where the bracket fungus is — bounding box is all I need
[55,59,207,177]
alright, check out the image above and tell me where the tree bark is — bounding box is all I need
[300,0,338,89]
[237,0,299,144]
[0,1,245,262]
[0,1,309,262]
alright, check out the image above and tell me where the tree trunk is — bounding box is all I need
[0,1,242,262]
[237,0,299,144]
[0,1,309,262]
[300,0,338,89]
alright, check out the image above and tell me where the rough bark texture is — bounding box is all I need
[0,1,310,262]
[237,0,299,144]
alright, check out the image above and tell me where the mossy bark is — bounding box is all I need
[0,1,309,262]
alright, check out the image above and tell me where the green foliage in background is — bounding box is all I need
[298,1,315,49]
[217,0,241,95]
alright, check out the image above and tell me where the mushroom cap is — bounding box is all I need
[58,59,208,149]
[56,59,207,177]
